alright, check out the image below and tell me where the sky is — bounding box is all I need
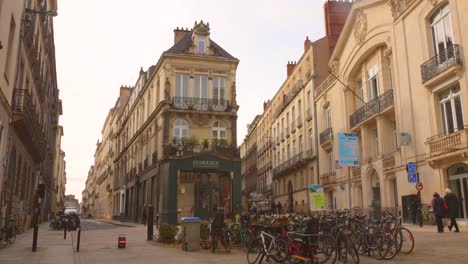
[54,0,326,202]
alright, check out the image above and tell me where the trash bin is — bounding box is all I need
[180,217,201,251]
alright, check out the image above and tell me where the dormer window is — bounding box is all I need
[197,35,207,54]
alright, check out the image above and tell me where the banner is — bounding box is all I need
[309,185,324,211]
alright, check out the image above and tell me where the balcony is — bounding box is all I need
[306,108,313,121]
[172,97,230,112]
[421,45,462,84]
[426,128,468,162]
[163,141,240,159]
[320,171,336,185]
[349,89,394,129]
[272,151,315,178]
[297,116,303,128]
[319,127,333,146]
[12,89,45,162]
[382,153,395,169]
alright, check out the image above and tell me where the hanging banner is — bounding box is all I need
[338,132,359,167]
[309,185,324,211]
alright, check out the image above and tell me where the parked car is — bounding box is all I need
[64,208,78,215]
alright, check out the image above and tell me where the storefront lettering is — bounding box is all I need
[192,160,220,169]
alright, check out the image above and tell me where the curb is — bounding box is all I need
[96,219,137,227]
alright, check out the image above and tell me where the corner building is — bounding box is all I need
[114,21,241,224]
[316,0,468,222]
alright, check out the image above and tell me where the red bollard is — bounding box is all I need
[118,234,126,248]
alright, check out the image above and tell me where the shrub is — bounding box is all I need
[158,224,178,243]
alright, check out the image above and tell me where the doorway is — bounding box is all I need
[288,181,293,213]
[448,164,468,219]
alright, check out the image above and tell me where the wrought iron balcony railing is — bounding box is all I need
[272,150,315,177]
[172,96,229,112]
[421,44,461,83]
[319,127,333,145]
[349,89,394,128]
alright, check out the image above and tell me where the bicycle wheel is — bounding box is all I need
[200,240,211,250]
[49,222,55,230]
[246,237,264,264]
[398,227,415,254]
[415,211,423,227]
[334,235,359,264]
[0,229,7,249]
[369,232,388,260]
[7,227,16,244]
[316,235,336,264]
[271,237,288,263]
[344,236,359,264]
[210,235,217,253]
[383,231,398,260]
[222,231,232,253]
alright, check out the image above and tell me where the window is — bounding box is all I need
[194,75,208,110]
[440,84,463,134]
[175,73,189,108]
[197,36,207,54]
[356,80,364,107]
[291,107,295,125]
[392,121,398,150]
[324,105,331,129]
[374,128,379,156]
[327,150,334,173]
[4,16,16,81]
[287,144,290,160]
[308,128,313,151]
[173,119,189,143]
[292,140,296,157]
[286,113,289,133]
[431,3,453,57]
[368,65,379,101]
[299,136,303,154]
[297,100,302,120]
[213,76,226,105]
[212,121,227,140]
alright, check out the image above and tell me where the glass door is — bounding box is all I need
[449,176,468,219]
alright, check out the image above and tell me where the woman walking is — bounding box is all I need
[444,189,460,232]
[431,192,446,233]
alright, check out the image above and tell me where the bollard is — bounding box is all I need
[118,234,126,248]
[76,227,81,252]
[64,220,67,240]
[147,205,154,241]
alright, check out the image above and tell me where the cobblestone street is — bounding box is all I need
[0,220,467,264]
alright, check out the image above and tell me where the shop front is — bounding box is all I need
[159,154,241,224]
[448,164,468,219]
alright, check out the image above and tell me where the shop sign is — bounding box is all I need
[193,160,220,169]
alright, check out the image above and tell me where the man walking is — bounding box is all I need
[432,192,445,233]
[444,189,460,232]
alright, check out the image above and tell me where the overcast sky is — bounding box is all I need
[54,0,326,202]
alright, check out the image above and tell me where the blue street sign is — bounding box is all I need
[408,173,418,183]
[407,162,417,183]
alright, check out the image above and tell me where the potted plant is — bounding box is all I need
[202,139,209,150]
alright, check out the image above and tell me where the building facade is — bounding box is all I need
[81,21,241,224]
[0,0,62,232]
[314,0,468,222]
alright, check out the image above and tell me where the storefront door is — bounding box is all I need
[448,174,468,219]
[195,183,217,219]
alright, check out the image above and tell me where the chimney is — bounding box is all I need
[324,0,354,54]
[287,61,297,77]
[174,27,190,45]
[304,36,312,52]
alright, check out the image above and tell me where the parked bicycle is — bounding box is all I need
[0,215,17,249]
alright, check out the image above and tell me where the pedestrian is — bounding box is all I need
[431,192,446,233]
[141,204,147,226]
[444,188,460,232]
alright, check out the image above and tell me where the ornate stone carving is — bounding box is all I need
[331,59,340,76]
[354,10,368,46]
[427,0,438,6]
[387,0,400,17]
[164,77,170,100]
[231,81,237,106]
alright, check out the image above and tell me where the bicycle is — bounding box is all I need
[209,223,232,253]
[246,226,288,264]
[0,216,17,249]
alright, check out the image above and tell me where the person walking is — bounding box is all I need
[444,188,460,232]
[432,192,446,233]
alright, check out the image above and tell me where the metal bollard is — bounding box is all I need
[64,221,67,240]
[76,227,81,252]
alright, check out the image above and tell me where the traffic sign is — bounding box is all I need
[415,182,423,191]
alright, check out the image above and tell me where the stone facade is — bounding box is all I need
[0,0,62,232]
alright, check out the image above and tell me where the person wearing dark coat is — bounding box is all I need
[431,192,445,233]
[444,188,460,232]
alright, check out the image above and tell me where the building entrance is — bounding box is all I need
[448,164,468,219]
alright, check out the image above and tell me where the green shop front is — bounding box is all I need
[159,154,242,224]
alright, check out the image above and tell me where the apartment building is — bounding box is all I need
[0,0,62,231]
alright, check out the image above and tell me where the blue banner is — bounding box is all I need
[338,132,359,167]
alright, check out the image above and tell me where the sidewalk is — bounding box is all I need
[0,222,75,264]
[95,219,137,227]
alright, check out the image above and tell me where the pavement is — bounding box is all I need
[0,220,467,263]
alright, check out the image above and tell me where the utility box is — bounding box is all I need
[180,217,201,251]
